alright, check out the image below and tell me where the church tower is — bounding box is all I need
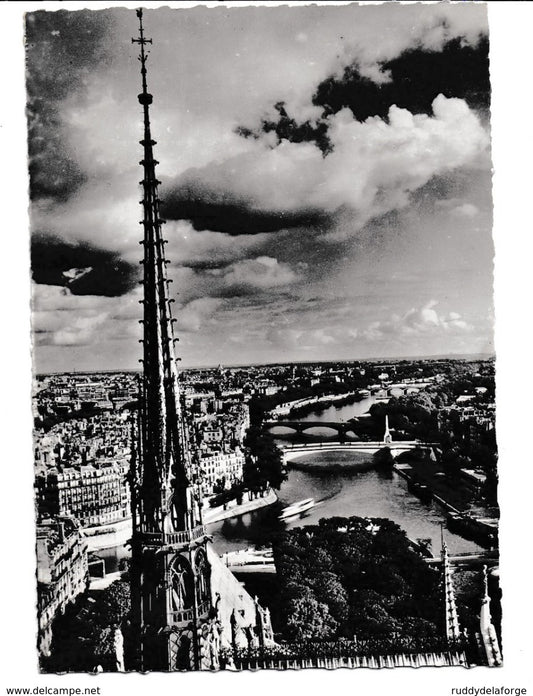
[127,9,219,671]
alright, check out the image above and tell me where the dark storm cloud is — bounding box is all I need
[236,101,332,154]
[237,36,489,150]
[31,235,139,297]
[313,36,490,121]
[25,10,114,202]
[160,183,331,235]
[160,36,490,239]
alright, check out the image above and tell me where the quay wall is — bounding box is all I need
[83,490,278,550]
[203,489,278,525]
[392,464,461,515]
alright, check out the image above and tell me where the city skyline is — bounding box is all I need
[33,350,496,378]
[28,5,493,372]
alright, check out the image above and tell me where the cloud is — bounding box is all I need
[50,313,109,347]
[160,183,330,235]
[26,10,115,202]
[177,297,223,333]
[164,221,272,270]
[358,301,472,342]
[239,34,489,153]
[313,36,490,123]
[162,95,488,239]
[451,203,480,218]
[31,234,139,297]
[27,7,490,268]
[25,5,493,369]
[207,256,300,293]
[435,198,480,218]
[266,326,336,351]
[32,283,142,347]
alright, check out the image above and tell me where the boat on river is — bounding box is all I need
[279,498,315,520]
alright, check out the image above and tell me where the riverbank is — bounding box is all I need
[393,460,498,547]
[287,392,364,419]
[393,463,461,514]
[82,518,132,552]
[394,457,489,514]
[269,391,364,418]
[83,490,278,550]
[204,489,277,524]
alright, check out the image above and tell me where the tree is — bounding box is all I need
[312,571,349,623]
[285,595,338,641]
[349,589,400,636]
[243,426,287,490]
[94,580,131,626]
[373,447,394,468]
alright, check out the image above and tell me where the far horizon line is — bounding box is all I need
[35,351,495,377]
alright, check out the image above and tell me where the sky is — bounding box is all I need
[26,3,494,372]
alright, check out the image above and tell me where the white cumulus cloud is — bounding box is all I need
[208,256,300,290]
[171,95,489,239]
[358,300,473,342]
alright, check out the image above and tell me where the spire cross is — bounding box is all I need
[132,9,153,102]
[132,8,152,47]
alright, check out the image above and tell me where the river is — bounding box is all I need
[208,453,481,557]
[208,396,481,557]
[98,395,481,571]
[266,394,385,441]
[297,394,379,421]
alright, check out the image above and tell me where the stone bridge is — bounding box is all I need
[281,440,438,462]
[369,382,432,397]
[264,420,358,437]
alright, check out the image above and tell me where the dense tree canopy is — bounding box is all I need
[273,516,442,642]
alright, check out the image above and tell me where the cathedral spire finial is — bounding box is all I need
[132,9,153,107]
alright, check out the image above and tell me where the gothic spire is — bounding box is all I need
[131,8,201,537]
[127,11,273,673]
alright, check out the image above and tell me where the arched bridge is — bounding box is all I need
[264,420,358,437]
[369,382,432,397]
[281,440,438,462]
